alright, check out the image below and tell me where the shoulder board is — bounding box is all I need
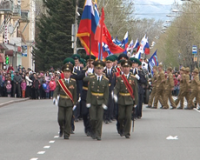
[131,75,135,78]
[102,72,105,75]
[82,67,87,71]
[73,72,77,75]
[89,75,95,78]
[103,75,109,81]
[71,78,76,81]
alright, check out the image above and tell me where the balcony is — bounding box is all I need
[0,1,12,14]
[13,5,21,17]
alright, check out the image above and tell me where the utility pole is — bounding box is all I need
[74,0,78,54]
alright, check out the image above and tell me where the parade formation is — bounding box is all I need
[51,52,200,141]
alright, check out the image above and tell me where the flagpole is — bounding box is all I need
[89,35,91,60]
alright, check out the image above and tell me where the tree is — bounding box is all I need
[33,0,75,71]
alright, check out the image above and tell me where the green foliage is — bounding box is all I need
[33,0,74,71]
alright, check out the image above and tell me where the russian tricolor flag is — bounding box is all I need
[133,39,140,50]
[144,37,150,55]
[77,0,99,57]
[122,31,128,49]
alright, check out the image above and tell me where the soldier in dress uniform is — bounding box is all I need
[80,55,96,136]
[71,54,83,122]
[164,67,176,109]
[152,64,166,109]
[103,56,116,123]
[146,66,158,108]
[187,68,200,109]
[53,63,77,140]
[85,60,109,141]
[175,67,188,109]
[114,55,129,133]
[113,60,138,138]
[130,58,147,118]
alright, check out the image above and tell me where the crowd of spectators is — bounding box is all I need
[0,65,59,99]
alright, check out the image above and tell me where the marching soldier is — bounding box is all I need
[175,67,187,109]
[184,67,191,109]
[164,67,176,109]
[130,58,147,118]
[146,66,158,108]
[113,60,138,138]
[152,64,166,109]
[85,60,109,141]
[103,56,116,123]
[71,54,83,122]
[187,68,200,109]
[53,63,77,140]
[81,55,96,136]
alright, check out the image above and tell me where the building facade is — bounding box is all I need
[0,0,35,71]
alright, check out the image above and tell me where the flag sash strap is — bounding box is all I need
[58,79,74,103]
[121,75,134,99]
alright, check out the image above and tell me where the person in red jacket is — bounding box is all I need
[49,77,56,99]
[7,65,14,73]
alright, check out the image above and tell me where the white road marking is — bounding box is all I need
[194,108,200,113]
[37,151,45,154]
[166,135,178,140]
[54,135,59,138]
[43,146,51,149]
[30,158,38,160]
[49,140,55,143]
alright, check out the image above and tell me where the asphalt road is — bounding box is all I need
[0,100,200,160]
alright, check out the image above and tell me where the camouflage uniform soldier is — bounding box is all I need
[187,68,200,109]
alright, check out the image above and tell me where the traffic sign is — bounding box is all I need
[192,45,197,54]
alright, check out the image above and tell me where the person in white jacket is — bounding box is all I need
[25,72,32,97]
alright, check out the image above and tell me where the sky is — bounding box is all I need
[134,0,183,20]
[148,0,182,5]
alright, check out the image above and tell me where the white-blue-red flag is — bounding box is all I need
[133,39,140,51]
[149,50,159,75]
[144,37,150,54]
[122,31,128,48]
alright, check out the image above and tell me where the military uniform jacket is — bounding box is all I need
[53,78,77,107]
[185,74,191,89]
[191,75,200,91]
[166,73,174,89]
[156,70,165,89]
[114,73,138,105]
[152,72,158,88]
[86,75,109,106]
[103,67,116,92]
[179,74,187,91]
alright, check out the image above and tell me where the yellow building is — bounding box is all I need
[0,0,35,70]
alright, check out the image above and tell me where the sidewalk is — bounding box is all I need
[0,97,30,107]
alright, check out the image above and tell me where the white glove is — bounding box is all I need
[134,105,137,108]
[135,74,140,80]
[73,105,77,111]
[113,94,118,103]
[86,103,91,108]
[102,104,108,110]
[53,98,56,104]
[78,97,81,103]
[53,98,58,106]
[111,91,114,98]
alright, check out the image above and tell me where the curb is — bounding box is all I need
[0,98,30,108]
